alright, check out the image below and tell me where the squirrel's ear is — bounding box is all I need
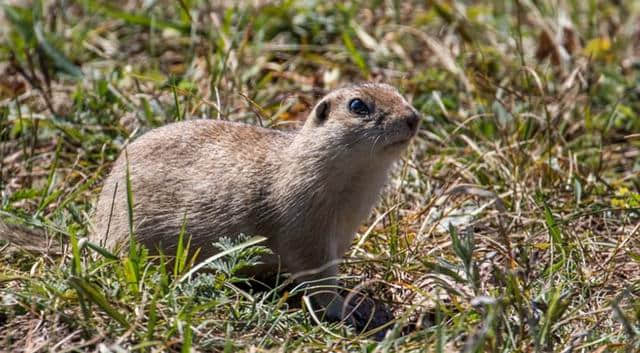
[315,100,330,122]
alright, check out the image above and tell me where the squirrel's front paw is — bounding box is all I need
[341,292,394,341]
[316,291,394,341]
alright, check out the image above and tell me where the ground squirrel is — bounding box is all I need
[6,83,420,336]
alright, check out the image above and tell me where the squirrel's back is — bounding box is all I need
[91,119,292,254]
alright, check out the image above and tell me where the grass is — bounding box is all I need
[1,0,640,351]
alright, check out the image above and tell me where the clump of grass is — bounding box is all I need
[2,0,640,351]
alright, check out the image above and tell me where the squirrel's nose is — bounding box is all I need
[406,112,419,132]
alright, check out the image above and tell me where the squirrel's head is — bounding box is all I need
[300,83,420,160]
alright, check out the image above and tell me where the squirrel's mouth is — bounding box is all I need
[384,128,417,149]
[385,136,413,149]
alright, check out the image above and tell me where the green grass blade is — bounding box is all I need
[84,240,119,260]
[543,204,566,259]
[33,22,82,77]
[35,140,61,215]
[86,0,190,34]
[70,225,82,276]
[69,276,130,329]
[181,310,193,353]
[146,285,160,341]
[173,215,187,278]
[341,30,369,77]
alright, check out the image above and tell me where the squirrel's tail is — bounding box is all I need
[0,219,62,253]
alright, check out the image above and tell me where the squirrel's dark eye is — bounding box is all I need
[349,98,370,116]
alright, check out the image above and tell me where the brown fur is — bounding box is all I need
[93,83,419,322]
[93,84,417,272]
